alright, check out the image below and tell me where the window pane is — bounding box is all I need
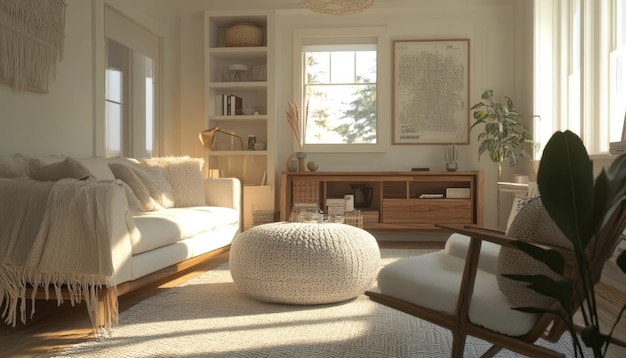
[298,30,384,151]
[106,68,122,103]
[305,84,377,144]
[356,51,376,83]
[145,76,154,156]
[330,52,354,83]
[306,52,329,84]
[105,101,121,157]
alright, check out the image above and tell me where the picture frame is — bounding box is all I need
[392,39,470,144]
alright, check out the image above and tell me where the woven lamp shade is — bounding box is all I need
[303,0,374,15]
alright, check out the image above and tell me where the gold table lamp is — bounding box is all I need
[199,127,245,152]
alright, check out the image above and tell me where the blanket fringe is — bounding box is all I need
[0,265,118,337]
[0,0,66,91]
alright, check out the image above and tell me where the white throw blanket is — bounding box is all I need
[0,177,122,335]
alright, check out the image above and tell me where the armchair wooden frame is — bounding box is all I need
[366,198,626,358]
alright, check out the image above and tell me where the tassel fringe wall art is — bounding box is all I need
[0,0,67,93]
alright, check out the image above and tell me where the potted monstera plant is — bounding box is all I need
[510,130,626,357]
[470,90,534,175]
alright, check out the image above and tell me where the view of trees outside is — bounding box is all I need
[304,49,377,144]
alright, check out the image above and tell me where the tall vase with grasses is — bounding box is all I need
[286,101,308,171]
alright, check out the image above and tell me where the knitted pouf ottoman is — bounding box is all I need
[229,222,381,305]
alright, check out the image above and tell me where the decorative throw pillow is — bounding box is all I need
[108,163,159,212]
[0,153,29,178]
[27,157,92,181]
[118,181,144,213]
[141,156,206,207]
[129,164,175,209]
[496,196,572,309]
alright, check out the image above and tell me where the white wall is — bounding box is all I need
[176,1,534,227]
[0,0,94,157]
[0,0,533,228]
[0,0,181,157]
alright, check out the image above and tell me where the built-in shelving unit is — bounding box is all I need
[204,11,275,230]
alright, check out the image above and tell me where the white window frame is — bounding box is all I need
[534,0,621,158]
[293,27,388,153]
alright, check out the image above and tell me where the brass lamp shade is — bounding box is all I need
[199,127,244,151]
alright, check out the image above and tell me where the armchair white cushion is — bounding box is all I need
[377,250,537,337]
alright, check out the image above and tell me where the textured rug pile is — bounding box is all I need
[56,249,579,357]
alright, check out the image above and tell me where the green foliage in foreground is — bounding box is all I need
[506,130,626,357]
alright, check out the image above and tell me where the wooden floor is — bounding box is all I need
[1,240,624,358]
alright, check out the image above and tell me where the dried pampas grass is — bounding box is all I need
[286,101,308,152]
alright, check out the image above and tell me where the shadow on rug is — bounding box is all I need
[56,249,580,357]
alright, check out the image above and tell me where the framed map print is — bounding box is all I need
[392,39,470,144]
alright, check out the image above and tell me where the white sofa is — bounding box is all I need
[0,154,241,332]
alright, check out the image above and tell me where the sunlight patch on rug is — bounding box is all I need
[55,249,580,358]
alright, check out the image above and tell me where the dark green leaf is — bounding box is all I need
[581,325,608,350]
[511,307,563,317]
[470,102,485,110]
[489,149,500,162]
[537,130,595,247]
[510,240,565,274]
[502,274,574,311]
[508,151,518,167]
[618,250,626,274]
[505,96,514,110]
[481,90,493,99]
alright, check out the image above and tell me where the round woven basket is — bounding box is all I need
[225,22,263,47]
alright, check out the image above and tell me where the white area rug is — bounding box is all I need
[56,249,580,357]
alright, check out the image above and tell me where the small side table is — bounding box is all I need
[496,181,529,230]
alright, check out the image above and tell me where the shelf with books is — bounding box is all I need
[204,11,275,229]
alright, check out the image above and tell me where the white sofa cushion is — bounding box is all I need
[131,206,239,255]
[377,251,537,337]
[444,233,501,274]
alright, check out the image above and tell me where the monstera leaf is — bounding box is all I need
[507,130,626,357]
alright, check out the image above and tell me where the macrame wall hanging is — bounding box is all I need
[0,0,67,93]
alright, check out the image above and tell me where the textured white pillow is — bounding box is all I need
[496,197,571,309]
[141,157,206,207]
[131,164,175,209]
[0,153,29,178]
[118,181,144,212]
[108,163,160,212]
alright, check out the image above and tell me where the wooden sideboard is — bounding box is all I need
[280,171,483,230]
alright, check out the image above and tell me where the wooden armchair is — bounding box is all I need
[366,197,626,358]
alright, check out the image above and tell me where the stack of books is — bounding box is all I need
[326,198,346,216]
[610,141,626,155]
[215,94,243,116]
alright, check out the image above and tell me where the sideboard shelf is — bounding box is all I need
[280,171,483,230]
